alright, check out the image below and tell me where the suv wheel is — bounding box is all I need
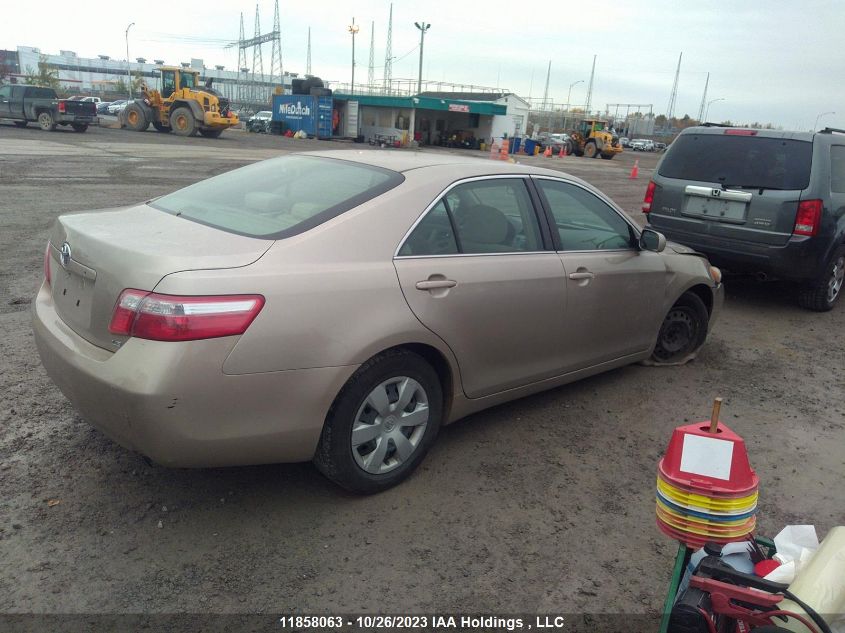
[799,246,845,311]
[314,349,443,494]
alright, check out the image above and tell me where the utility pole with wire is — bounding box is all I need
[306,27,311,76]
[348,18,359,94]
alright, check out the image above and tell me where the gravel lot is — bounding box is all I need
[1,124,842,631]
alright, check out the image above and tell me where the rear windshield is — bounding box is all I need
[150,155,404,239]
[658,134,813,190]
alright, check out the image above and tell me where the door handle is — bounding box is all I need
[416,279,457,290]
[568,271,595,280]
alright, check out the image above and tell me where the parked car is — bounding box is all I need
[619,137,631,147]
[107,100,127,115]
[69,96,102,104]
[34,152,722,493]
[0,84,96,132]
[96,102,113,115]
[631,138,655,151]
[654,141,667,151]
[247,110,272,132]
[644,125,845,310]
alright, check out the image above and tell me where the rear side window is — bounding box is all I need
[151,155,403,239]
[659,134,813,190]
[25,87,57,99]
[831,146,845,193]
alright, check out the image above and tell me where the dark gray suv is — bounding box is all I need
[643,126,845,310]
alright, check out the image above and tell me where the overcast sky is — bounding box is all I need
[3,0,843,130]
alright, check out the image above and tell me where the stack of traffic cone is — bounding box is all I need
[499,139,510,161]
[656,398,759,549]
[629,159,640,179]
[489,142,499,161]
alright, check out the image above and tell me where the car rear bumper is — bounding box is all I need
[32,282,356,468]
[647,223,828,281]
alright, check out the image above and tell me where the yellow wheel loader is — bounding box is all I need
[565,118,623,159]
[122,67,238,138]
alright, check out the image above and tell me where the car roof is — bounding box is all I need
[304,149,573,177]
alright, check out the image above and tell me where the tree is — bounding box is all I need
[23,55,60,89]
[114,78,128,96]
[655,114,667,126]
[131,70,146,94]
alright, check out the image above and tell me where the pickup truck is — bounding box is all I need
[0,85,97,132]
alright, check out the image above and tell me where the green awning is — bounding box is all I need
[333,93,506,116]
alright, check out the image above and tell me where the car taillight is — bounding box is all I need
[58,101,66,113]
[44,243,52,286]
[642,180,657,213]
[793,199,822,237]
[109,290,265,342]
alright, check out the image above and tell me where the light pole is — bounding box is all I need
[125,22,135,101]
[814,111,835,130]
[704,97,725,122]
[414,21,430,95]
[348,18,359,94]
[564,80,583,130]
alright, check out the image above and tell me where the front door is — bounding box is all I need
[394,177,568,399]
[533,177,666,370]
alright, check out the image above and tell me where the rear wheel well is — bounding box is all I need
[374,343,454,422]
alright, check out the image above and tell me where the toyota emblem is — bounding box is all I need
[60,242,72,269]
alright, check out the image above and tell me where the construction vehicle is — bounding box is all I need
[565,118,623,159]
[122,66,238,138]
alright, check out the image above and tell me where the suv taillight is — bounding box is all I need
[108,290,265,342]
[793,199,823,237]
[642,180,657,213]
[58,101,66,113]
[44,243,52,286]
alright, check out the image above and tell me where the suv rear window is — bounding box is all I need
[150,155,403,239]
[658,134,813,190]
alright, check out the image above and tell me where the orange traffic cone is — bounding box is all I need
[629,159,640,179]
[544,145,552,158]
[490,142,499,160]
[558,146,565,158]
[563,143,569,156]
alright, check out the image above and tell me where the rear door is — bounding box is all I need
[651,132,814,246]
[394,176,568,399]
[534,177,666,370]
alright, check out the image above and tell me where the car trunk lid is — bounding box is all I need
[48,204,272,351]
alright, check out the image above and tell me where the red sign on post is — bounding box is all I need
[448,104,470,112]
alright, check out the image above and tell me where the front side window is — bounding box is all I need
[161,71,176,97]
[537,179,635,251]
[151,155,403,239]
[181,72,196,90]
[0,86,11,99]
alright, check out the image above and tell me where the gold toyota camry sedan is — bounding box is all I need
[33,151,723,493]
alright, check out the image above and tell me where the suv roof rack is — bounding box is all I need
[818,127,845,135]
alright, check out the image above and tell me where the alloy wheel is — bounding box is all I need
[828,255,844,304]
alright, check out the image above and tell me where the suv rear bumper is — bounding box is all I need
[647,223,828,281]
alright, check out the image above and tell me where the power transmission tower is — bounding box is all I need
[541,60,551,130]
[368,21,375,91]
[306,27,311,75]
[585,54,596,115]
[252,4,265,94]
[383,3,393,93]
[697,71,709,122]
[269,0,283,88]
[237,13,247,104]
[666,52,682,123]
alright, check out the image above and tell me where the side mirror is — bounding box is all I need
[640,228,666,253]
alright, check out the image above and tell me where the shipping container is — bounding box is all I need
[271,95,333,138]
